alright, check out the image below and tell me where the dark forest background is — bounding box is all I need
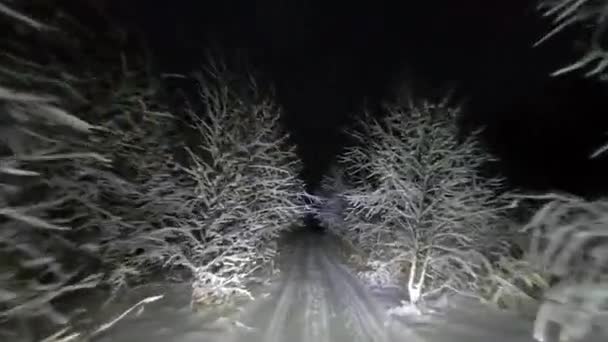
[63,0,608,196]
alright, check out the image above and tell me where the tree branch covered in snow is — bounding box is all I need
[537,0,608,77]
[0,1,55,31]
[316,102,514,304]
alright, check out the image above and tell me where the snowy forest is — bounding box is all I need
[1,1,608,342]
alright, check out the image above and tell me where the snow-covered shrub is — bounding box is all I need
[537,0,608,77]
[521,194,608,341]
[480,253,550,313]
[318,102,514,304]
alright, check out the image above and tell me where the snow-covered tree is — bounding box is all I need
[318,102,513,304]
[128,67,308,308]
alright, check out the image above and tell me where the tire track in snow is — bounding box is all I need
[302,240,331,342]
[260,237,308,342]
[315,240,390,342]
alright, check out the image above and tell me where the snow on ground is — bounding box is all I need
[87,231,606,342]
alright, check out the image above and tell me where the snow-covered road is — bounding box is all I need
[224,232,400,342]
[93,231,605,342]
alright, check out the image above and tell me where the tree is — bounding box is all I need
[156,66,307,307]
[317,102,512,304]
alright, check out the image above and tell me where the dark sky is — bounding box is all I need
[100,0,608,196]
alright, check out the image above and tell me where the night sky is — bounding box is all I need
[97,0,608,196]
